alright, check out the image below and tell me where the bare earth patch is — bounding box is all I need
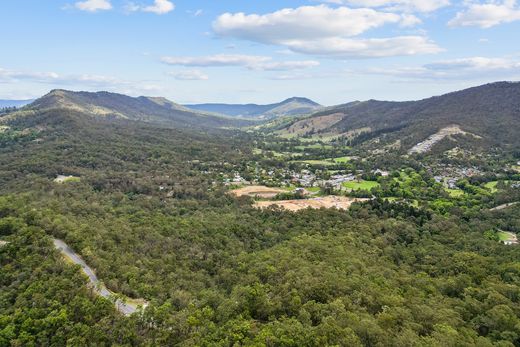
[254,196,368,211]
[409,125,480,154]
[54,175,80,183]
[230,185,288,199]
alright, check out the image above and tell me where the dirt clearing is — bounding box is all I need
[254,196,368,211]
[230,185,288,198]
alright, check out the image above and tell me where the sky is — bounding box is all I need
[1,0,520,105]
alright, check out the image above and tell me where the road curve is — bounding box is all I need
[53,239,148,315]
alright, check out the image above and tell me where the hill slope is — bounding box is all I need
[278,82,520,151]
[185,97,322,119]
[14,89,252,129]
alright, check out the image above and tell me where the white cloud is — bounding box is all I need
[142,0,175,15]
[424,57,520,71]
[448,0,520,28]
[125,0,174,14]
[188,9,203,17]
[320,0,450,13]
[257,61,320,71]
[161,54,320,71]
[162,54,270,67]
[214,5,404,42]
[74,0,112,12]
[0,67,162,96]
[400,14,422,27]
[360,56,520,80]
[123,2,140,13]
[169,70,209,80]
[213,5,440,58]
[283,36,441,58]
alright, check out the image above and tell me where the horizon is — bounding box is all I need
[2,80,518,107]
[2,1,520,104]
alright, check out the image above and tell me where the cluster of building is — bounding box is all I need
[432,165,482,189]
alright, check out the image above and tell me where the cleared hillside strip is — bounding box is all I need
[408,125,478,154]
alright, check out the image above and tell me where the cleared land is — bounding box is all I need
[333,156,351,163]
[498,231,518,245]
[484,181,498,193]
[292,156,351,166]
[254,196,367,211]
[490,202,519,211]
[230,185,289,198]
[446,189,464,197]
[408,125,479,154]
[343,180,380,191]
[54,175,80,183]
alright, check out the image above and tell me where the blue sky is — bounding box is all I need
[1,0,520,105]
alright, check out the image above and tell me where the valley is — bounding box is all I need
[1,82,520,346]
[4,1,520,345]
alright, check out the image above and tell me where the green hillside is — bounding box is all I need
[277,82,520,153]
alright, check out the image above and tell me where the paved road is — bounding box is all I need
[53,239,147,315]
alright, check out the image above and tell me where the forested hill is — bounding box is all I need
[185,97,322,119]
[10,89,254,129]
[278,82,520,151]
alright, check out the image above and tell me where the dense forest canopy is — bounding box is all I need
[1,85,520,346]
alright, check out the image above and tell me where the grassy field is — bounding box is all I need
[292,156,351,166]
[333,156,351,163]
[384,197,419,207]
[292,159,335,166]
[295,144,334,150]
[343,180,380,191]
[446,189,464,197]
[253,148,288,158]
[484,181,498,193]
[497,231,517,243]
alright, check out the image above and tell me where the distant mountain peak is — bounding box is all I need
[184,97,322,119]
[281,97,320,106]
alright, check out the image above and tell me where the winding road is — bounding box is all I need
[53,239,148,315]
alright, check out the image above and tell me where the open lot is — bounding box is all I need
[498,231,518,245]
[230,185,289,198]
[446,188,464,197]
[343,180,380,191]
[254,196,368,211]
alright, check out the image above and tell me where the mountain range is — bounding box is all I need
[2,82,520,153]
[275,81,520,152]
[184,97,322,119]
[11,89,253,129]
